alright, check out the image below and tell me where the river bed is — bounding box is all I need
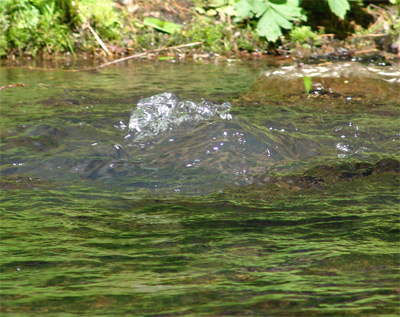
[1,59,399,315]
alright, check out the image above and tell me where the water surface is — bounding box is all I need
[1,59,399,315]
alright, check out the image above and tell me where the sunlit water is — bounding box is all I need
[1,60,399,315]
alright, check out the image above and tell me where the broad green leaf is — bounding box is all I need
[235,0,306,42]
[256,7,283,42]
[143,17,182,34]
[270,5,295,29]
[270,0,306,22]
[270,0,300,5]
[257,0,306,41]
[234,0,254,19]
[250,0,269,17]
[234,0,268,19]
[327,0,350,19]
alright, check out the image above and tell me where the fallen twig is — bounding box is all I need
[317,34,335,37]
[4,42,204,73]
[352,33,389,38]
[355,48,380,54]
[96,41,203,69]
[75,3,111,57]
[0,83,26,90]
[87,24,112,56]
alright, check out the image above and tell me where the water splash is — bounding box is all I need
[128,92,232,141]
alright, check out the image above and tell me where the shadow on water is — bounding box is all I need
[0,59,399,315]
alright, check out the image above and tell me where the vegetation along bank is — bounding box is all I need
[0,0,399,62]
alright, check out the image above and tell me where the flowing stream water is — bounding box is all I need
[1,59,399,315]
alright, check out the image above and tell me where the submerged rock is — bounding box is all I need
[78,93,319,189]
[240,62,400,105]
[125,120,318,176]
[123,93,318,172]
[1,92,320,192]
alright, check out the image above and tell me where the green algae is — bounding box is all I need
[1,168,398,315]
[1,60,399,315]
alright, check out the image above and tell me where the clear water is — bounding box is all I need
[1,59,399,315]
[128,92,233,140]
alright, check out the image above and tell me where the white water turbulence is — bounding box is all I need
[116,92,319,189]
[128,92,232,142]
[0,92,318,193]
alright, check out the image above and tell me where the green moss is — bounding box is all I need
[0,0,122,57]
[0,0,71,56]
[185,18,233,53]
[78,0,121,40]
[290,26,321,46]
[166,16,265,54]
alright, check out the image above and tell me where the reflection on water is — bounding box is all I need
[0,60,399,315]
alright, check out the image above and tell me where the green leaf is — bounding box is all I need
[234,0,253,19]
[270,0,306,22]
[269,5,294,29]
[303,76,312,93]
[257,7,283,42]
[143,17,182,34]
[327,0,350,19]
[234,0,307,42]
[249,0,269,17]
[208,0,226,7]
[256,0,306,42]
[206,8,218,16]
[194,6,206,14]
[221,5,236,16]
[158,56,174,60]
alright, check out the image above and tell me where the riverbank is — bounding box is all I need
[1,0,399,65]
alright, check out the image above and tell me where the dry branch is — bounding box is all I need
[0,84,26,90]
[96,41,203,69]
